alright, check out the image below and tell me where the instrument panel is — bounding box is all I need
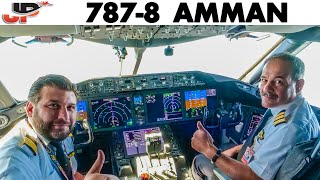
[76,88,218,132]
[75,71,261,133]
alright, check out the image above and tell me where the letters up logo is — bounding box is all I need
[2,1,52,24]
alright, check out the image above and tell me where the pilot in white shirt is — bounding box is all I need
[191,53,320,180]
[0,119,77,180]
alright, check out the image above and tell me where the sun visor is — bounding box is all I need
[0,25,80,37]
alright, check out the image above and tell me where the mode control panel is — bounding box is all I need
[89,79,115,94]
[173,74,205,87]
[76,72,206,98]
[114,74,173,92]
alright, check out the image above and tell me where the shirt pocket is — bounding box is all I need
[44,169,62,180]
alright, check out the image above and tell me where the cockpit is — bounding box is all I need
[0,25,319,180]
[69,70,265,179]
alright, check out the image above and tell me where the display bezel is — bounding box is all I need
[89,95,135,132]
[85,88,218,132]
[184,88,218,121]
[145,91,184,123]
[122,127,164,157]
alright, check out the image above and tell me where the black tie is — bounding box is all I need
[51,141,73,180]
[237,109,273,161]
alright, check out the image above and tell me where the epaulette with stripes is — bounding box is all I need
[274,110,286,127]
[19,134,38,156]
[68,151,75,159]
[68,133,74,143]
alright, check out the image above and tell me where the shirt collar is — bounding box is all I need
[27,117,51,146]
[270,94,304,117]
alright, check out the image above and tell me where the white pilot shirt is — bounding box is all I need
[248,95,320,180]
[0,120,77,180]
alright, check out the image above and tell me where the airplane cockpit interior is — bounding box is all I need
[0,25,320,179]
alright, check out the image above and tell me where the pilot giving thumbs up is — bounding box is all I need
[191,121,216,159]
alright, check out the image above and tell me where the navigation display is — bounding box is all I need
[123,127,164,156]
[91,97,133,131]
[185,89,217,118]
[146,92,182,122]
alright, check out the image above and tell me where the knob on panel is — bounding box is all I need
[0,115,9,130]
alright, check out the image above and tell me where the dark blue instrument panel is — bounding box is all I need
[76,88,218,132]
[75,71,262,132]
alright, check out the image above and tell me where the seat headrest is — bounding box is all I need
[311,105,320,124]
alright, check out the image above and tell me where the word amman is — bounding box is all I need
[173,2,287,23]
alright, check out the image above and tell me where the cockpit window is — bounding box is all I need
[1,33,280,101]
[138,34,281,77]
[297,43,320,107]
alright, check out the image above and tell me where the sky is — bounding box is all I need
[0,31,319,106]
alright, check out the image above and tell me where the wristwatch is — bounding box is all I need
[212,149,222,163]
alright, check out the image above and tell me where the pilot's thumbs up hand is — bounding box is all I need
[196,121,213,144]
[191,121,214,155]
[196,121,206,131]
[85,150,120,180]
[87,149,105,174]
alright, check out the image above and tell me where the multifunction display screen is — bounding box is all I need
[123,127,164,156]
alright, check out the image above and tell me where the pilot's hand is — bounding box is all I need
[84,150,120,180]
[191,121,215,156]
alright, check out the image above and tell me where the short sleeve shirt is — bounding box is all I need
[248,96,319,180]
